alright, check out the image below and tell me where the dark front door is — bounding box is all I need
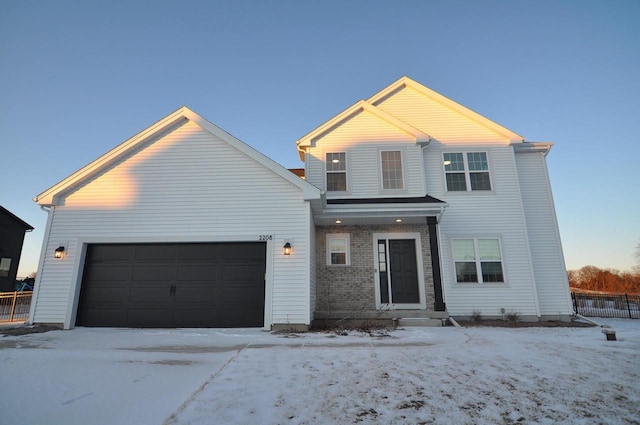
[76,242,266,328]
[378,238,420,305]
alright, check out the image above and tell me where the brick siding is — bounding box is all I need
[315,224,435,316]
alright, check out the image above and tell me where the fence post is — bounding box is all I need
[626,294,632,319]
[9,291,17,322]
[571,293,577,314]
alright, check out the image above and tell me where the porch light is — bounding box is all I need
[283,242,292,255]
[335,220,342,224]
[54,246,65,259]
[395,219,402,223]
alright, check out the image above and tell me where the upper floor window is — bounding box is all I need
[452,238,504,283]
[380,150,404,190]
[443,152,491,191]
[326,152,346,191]
[326,234,350,266]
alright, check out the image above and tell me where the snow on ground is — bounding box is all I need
[1,319,638,425]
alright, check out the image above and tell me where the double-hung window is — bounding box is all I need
[326,152,347,191]
[452,238,504,283]
[326,234,350,266]
[380,150,404,190]
[443,152,491,191]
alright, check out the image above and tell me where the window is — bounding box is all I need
[326,152,346,191]
[443,152,491,191]
[452,238,504,283]
[326,234,350,265]
[380,150,404,190]
[0,258,11,278]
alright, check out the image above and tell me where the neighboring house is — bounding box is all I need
[29,77,573,330]
[0,206,34,292]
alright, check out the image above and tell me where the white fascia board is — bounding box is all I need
[512,141,554,156]
[34,110,190,205]
[322,203,449,215]
[34,107,321,205]
[296,100,431,149]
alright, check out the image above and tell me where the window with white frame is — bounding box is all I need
[0,258,11,278]
[326,234,350,265]
[452,238,504,283]
[326,152,347,191]
[443,152,491,191]
[380,150,404,190]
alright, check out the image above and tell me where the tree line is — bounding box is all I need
[568,266,640,294]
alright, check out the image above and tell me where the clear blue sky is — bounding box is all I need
[2,0,639,276]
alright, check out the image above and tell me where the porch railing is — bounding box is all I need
[0,291,33,323]
[571,292,640,319]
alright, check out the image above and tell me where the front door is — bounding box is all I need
[375,234,424,308]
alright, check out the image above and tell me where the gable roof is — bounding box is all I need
[296,100,432,160]
[0,206,34,231]
[368,76,524,142]
[35,107,321,205]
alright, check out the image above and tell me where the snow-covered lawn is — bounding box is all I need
[1,319,638,425]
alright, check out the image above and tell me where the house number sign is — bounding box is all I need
[258,235,273,241]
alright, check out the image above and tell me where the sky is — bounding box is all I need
[1,322,639,424]
[1,0,639,276]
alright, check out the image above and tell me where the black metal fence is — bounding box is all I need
[571,292,640,319]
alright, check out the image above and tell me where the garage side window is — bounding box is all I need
[0,258,11,277]
[326,234,350,266]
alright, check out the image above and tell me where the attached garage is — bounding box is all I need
[76,242,266,328]
[30,107,320,330]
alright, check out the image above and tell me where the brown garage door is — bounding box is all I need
[76,242,266,328]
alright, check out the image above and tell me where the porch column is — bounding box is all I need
[427,216,446,311]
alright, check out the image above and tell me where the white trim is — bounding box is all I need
[324,151,349,193]
[326,233,351,266]
[28,206,55,325]
[450,237,506,285]
[372,232,426,310]
[443,151,493,192]
[378,149,406,192]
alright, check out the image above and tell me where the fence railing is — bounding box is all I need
[571,292,640,319]
[0,291,32,323]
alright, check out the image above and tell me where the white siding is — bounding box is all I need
[306,109,424,198]
[373,85,509,143]
[427,145,540,317]
[516,152,573,316]
[33,120,312,328]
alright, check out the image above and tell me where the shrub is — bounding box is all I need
[470,309,482,321]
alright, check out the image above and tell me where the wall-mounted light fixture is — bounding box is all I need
[54,246,66,259]
[283,242,292,255]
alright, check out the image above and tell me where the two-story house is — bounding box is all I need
[298,77,573,325]
[28,77,573,330]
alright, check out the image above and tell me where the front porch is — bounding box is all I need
[313,222,447,327]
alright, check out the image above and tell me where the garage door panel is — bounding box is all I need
[84,265,131,282]
[132,265,175,281]
[134,245,178,261]
[178,244,221,260]
[87,244,134,262]
[77,308,129,327]
[221,264,265,280]
[222,243,265,260]
[79,285,130,304]
[129,286,173,304]
[176,264,218,281]
[77,242,266,328]
[173,287,217,303]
